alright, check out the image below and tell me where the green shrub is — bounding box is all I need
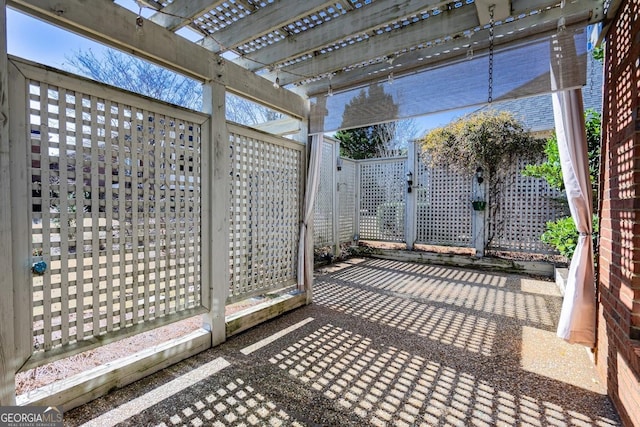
[523,109,601,257]
[522,135,564,190]
[522,109,600,194]
[541,215,599,259]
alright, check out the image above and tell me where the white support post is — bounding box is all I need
[472,168,487,257]
[298,106,311,303]
[201,77,230,346]
[405,141,417,250]
[0,0,17,405]
[354,161,361,242]
[332,140,340,257]
[8,61,33,370]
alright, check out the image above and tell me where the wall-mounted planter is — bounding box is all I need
[472,201,486,211]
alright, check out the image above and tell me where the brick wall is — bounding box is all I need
[598,0,640,425]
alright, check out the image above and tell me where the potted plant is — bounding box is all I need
[471,199,486,211]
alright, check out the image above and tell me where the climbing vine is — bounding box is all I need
[420,111,545,247]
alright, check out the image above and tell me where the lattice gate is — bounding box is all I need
[9,58,209,368]
[313,138,337,248]
[227,124,303,303]
[488,159,566,253]
[358,158,407,242]
[312,139,357,252]
[342,143,561,253]
[415,154,473,247]
[338,158,357,243]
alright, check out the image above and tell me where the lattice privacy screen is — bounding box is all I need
[415,155,473,247]
[358,159,406,242]
[338,158,357,243]
[228,125,303,303]
[488,160,567,253]
[17,60,207,358]
[324,147,562,253]
[313,139,336,248]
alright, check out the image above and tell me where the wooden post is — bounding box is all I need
[405,141,417,250]
[8,60,33,372]
[305,138,313,305]
[0,0,17,405]
[332,140,340,257]
[201,77,230,346]
[472,168,487,257]
[298,106,310,303]
[354,161,361,242]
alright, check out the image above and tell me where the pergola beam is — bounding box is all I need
[199,0,339,53]
[0,0,16,407]
[148,0,220,32]
[253,117,302,136]
[305,0,597,96]
[9,0,307,119]
[234,0,455,72]
[273,4,480,86]
[475,0,511,25]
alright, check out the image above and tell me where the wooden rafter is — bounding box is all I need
[233,0,456,72]
[199,0,340,53]
[267,0,602,92]
[148,0,221,32]
[303,2,597,96]
[272,4,480,86]
[7,0,605,99]
[9,0,307,118]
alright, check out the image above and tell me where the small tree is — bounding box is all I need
[420,110,545,246]
[421,111,543,177]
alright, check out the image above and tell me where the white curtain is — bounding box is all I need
[552,87,596,347]
[297,134,323,295]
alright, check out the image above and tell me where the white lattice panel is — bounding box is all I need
[338,158,357,243]
[313,140,335,248]
[358,159,406,242]
[488,160,566,253]
[415,155,473,247]
[228,126,303,303]
[23,68,205,357]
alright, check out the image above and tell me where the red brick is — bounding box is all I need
[616,352,640,427]
[599,1,640,424]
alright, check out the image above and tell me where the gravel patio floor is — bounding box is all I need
[63,258,621,426]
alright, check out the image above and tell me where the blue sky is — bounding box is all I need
[7,8,108,68]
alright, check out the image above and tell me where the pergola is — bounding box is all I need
[3,0,635,421]
[6,0,606,123]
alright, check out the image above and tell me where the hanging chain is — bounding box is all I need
[488,4,495,103]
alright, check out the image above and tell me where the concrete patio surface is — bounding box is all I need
[63,258,621,426]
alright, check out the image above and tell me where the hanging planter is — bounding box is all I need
[472,200,487,211]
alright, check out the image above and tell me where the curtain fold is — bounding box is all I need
[551,87,596,347]
[297,135,323,295]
